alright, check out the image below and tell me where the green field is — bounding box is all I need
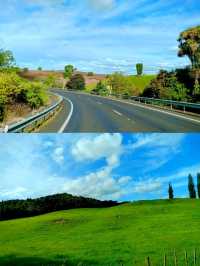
[85,75,155,93]
[127,75,155,93]
[0,199,200,265]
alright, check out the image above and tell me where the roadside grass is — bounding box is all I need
[0,199,200,265]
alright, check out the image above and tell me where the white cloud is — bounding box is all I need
[71,133,122,167]
[133,179,162,193]
[62,167,130,200]
[52,147,64,164]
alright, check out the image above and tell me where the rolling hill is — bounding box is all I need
[0,199,200,265]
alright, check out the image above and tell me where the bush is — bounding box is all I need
[24,82,48,109]
[107,72,136,96]
[142,70,188,101]
[67,74,85,90]
[0,72,48,121]
[95,81,109,96]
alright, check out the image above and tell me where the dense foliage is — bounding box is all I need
[178,25,200,70]
[0,49,15,68]
[67,74,85,90]
[0,193,118,221]
[64,65,75,79]
[0,71,48,121]
[142,70,188,101]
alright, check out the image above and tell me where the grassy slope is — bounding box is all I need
[127,75,155,93]
[0,199,199,265]
[85,75,155,93]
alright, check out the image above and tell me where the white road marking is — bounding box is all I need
[97,101,103,105]
[113,109,123,116]
[58,96,74,133]
[57,90,200,126]
[84,93,200,125]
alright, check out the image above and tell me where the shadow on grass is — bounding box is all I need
[0,255,97,266]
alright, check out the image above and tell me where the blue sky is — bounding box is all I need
[0,0,199,73]
[0,133,199,202]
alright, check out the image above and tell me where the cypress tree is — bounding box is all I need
[197,173,200,199]
[168,183,174,199]
[188,174,196,199]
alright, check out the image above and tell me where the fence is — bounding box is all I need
[0,94,63,133]
[107,93,200,114]
[144,249,199,266]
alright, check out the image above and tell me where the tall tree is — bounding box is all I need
[188,174,196,199]
[197,173,200,199]
[64,65,74,79]
[63,65,75,89]
[178,25,200,84]
[168,183,174,200]
[136,63,143,76]
[0,49,15,68]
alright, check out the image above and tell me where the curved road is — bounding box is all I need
[39,90,200,132]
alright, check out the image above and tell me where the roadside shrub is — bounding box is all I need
[96,81,109,96]
[142,70,188,101]
[67,74,85,90]
[24,82,48,109]
[107,72,136,96]
[0,72,48,121]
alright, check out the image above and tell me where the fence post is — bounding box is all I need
[174,249,178,266]
[164,253,167,266]
[146,256,151,266]
[194,249,197,266]
[184,250,188,266]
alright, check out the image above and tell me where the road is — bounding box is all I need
[39,90,200,132]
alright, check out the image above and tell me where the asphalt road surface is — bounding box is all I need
[39,90,200,132]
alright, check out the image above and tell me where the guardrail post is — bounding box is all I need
[183,106,186,113]
[170,103,173,110]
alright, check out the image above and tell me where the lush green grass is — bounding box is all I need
[127,75,155,93]
[0,199,200,265]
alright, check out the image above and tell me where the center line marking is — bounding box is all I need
[113,109,122,116]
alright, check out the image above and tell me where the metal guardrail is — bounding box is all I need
[0,94,63,133]
[109,94,200,113]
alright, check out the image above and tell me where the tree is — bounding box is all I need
[38,67,42,71]
[178,25,200,84]
[64,65,74,79]
[197,173,200,199]
[188,174,196,199]
[67,74,85,91]
[136,63,143,76]
[168,183,174,199]
[0,49,15,68]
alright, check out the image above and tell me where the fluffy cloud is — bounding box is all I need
[71,133,122,167]
[62,167,130,200]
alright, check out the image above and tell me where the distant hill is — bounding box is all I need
[19,70,106,85]
[0,193,118,221]
[0,199,199,265]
